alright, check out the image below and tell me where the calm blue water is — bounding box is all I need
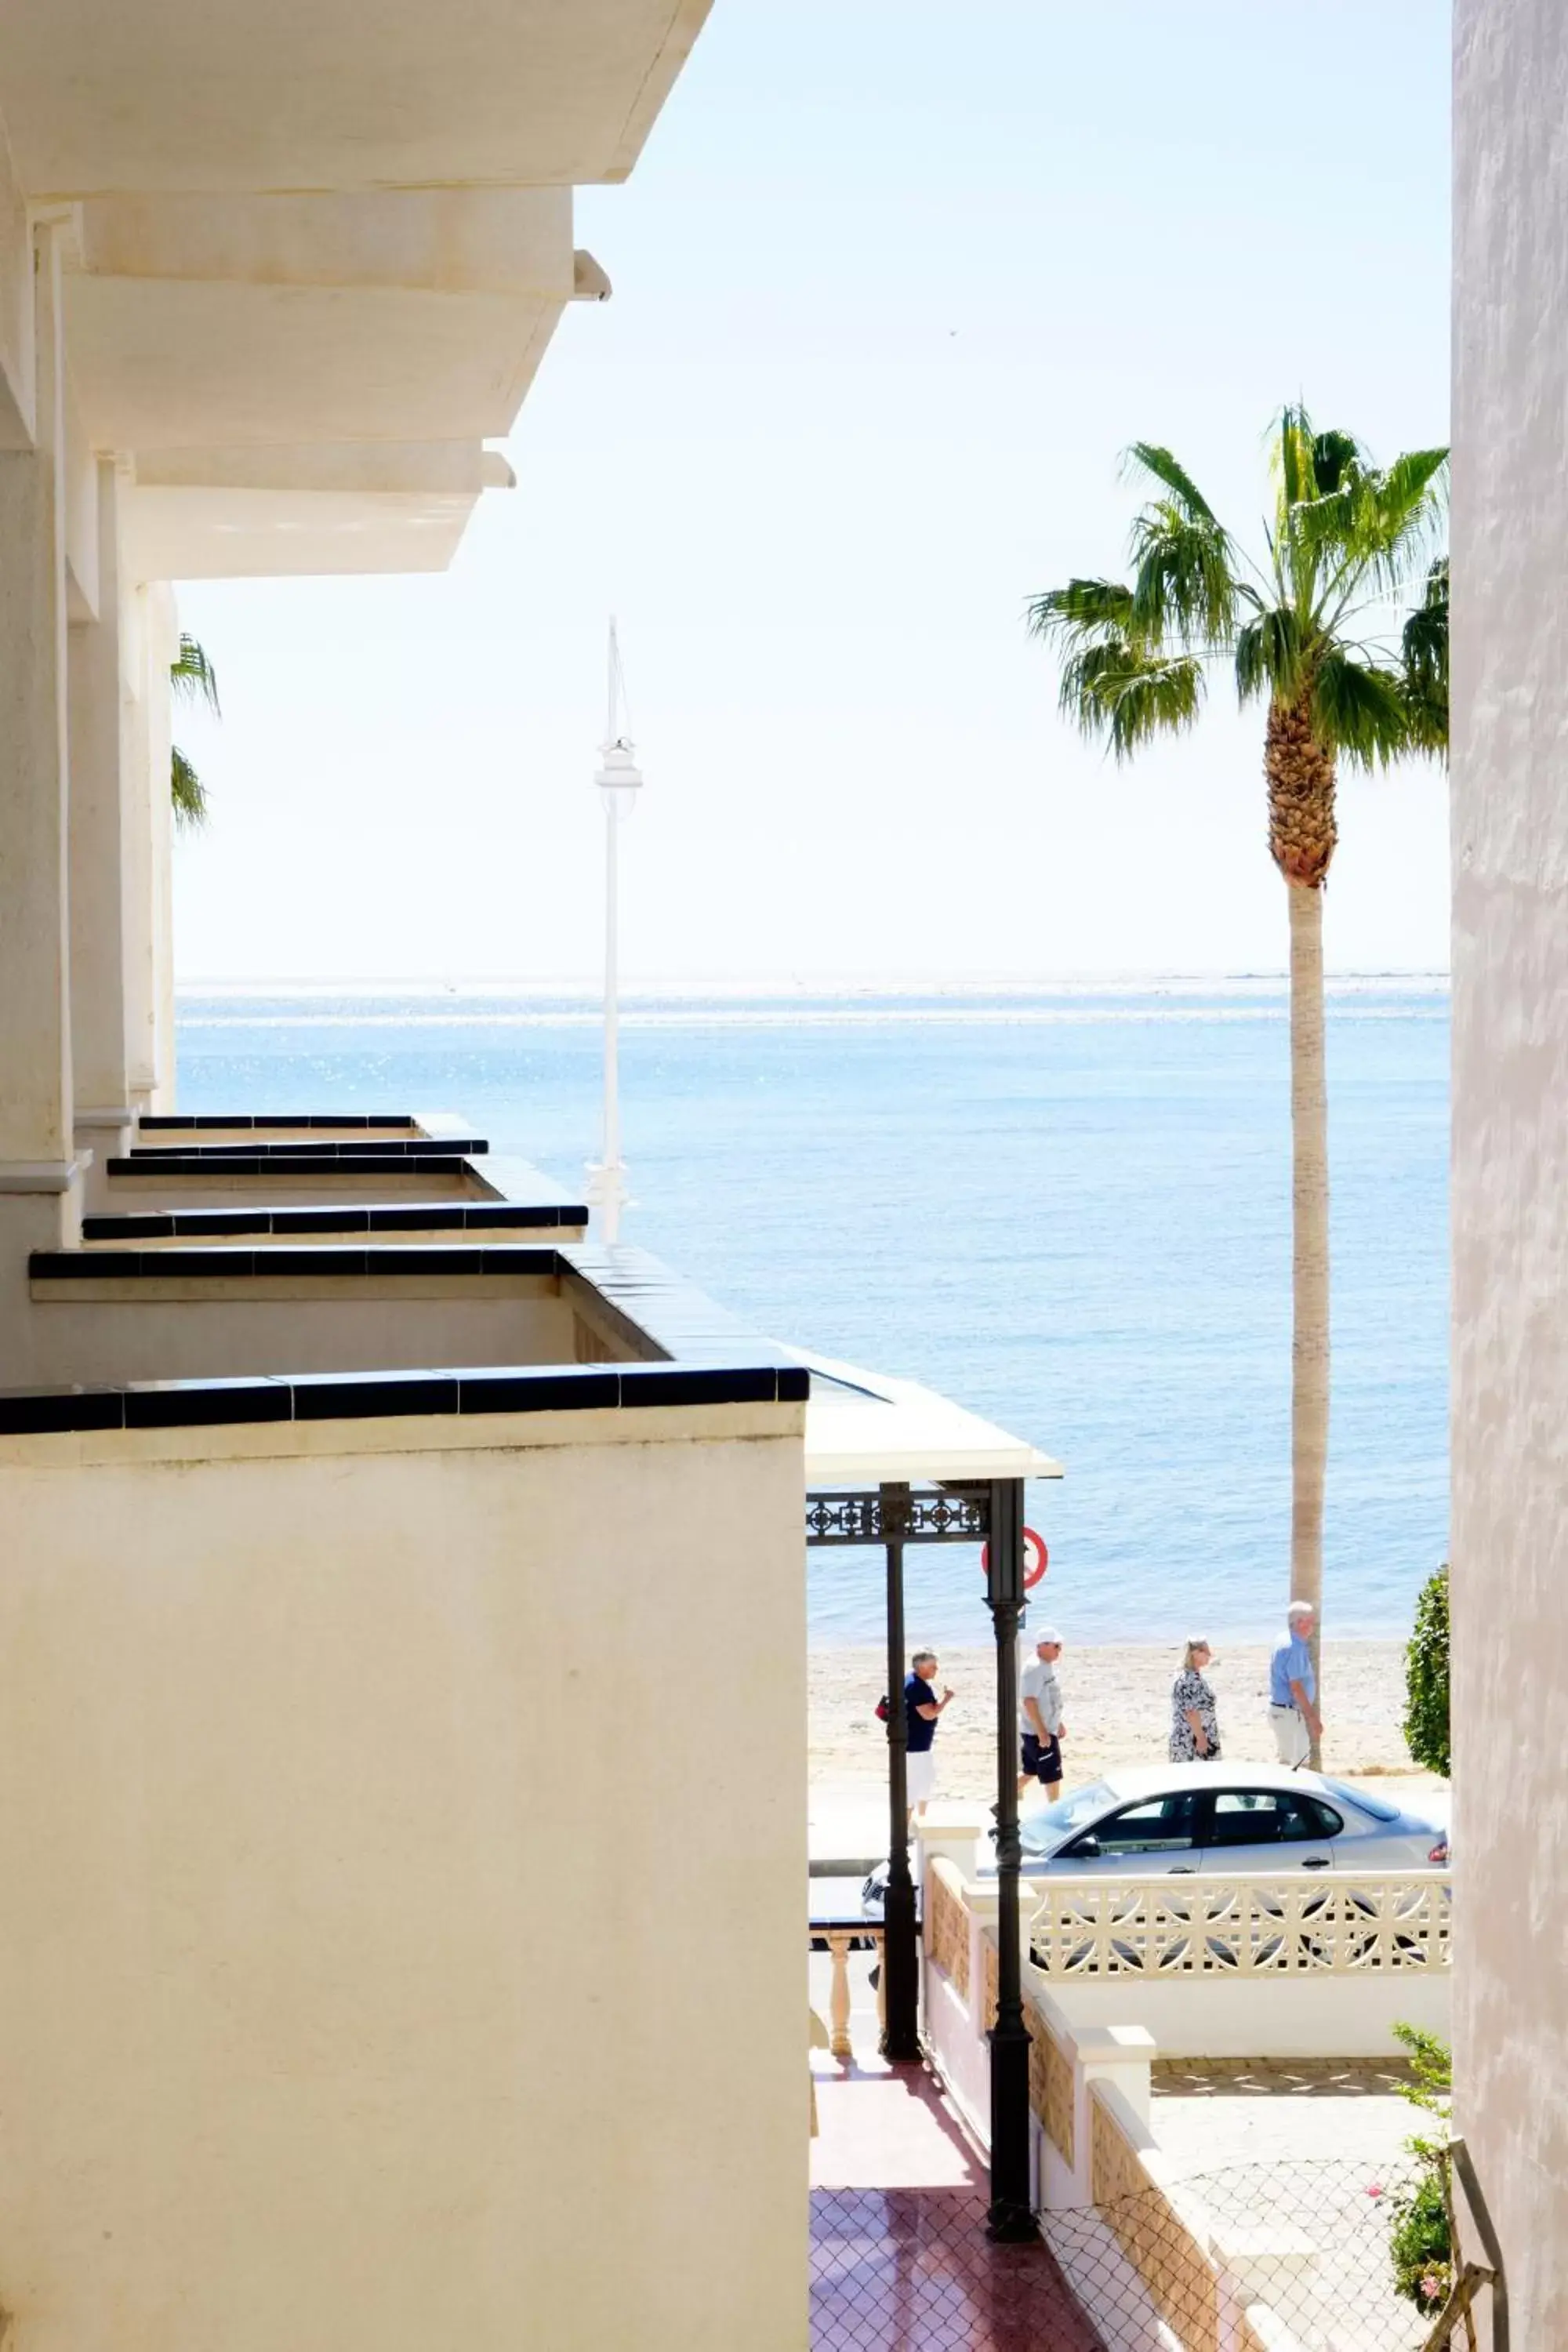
[175,983,1449,1650]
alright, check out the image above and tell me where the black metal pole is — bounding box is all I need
[880,1481,920,2061]
[985,1476,1034,2239]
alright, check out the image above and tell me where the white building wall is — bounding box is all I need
[0,1406,808,2352]
[1452,2,1568,2338]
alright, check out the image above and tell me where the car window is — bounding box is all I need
[1321,1777,1401,1824]
[1207,1790,1341,1846]
[1069,1792,1200,1856]
[1297,1796,1344,1838]
[1021,1779,1117,1857]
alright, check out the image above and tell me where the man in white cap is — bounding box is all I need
[1019,1625,1066,1802]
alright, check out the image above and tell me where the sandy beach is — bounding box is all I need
[809,1639,1425,1809]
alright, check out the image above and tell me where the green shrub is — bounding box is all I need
[1403,1563,1450,1777]
[1389,2024,1453,2313]
[1389,2165,1451,2310]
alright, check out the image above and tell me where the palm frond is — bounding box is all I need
[1120,442,1221,526]
[170,633,221,717]
[1399,557,1449,756]
[1402,557,1449,690]
[1275,405,1314,513]
[1308,652,1412,770]
[171,746,210,829]
[1291,446,1449,606]
[1235,606,1309,706]
[1059,636,1206,759]
[1127,502,1240,647]
[1307,426,1363,498]
[1026,577,1135,644]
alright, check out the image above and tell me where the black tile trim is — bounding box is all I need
[291,1374,460,1421]
[458,1369,622,1414]
[138,1114,417,1132]
[126,1138,488,1161]
[618,1363,786,1408]
[82,1203,590,1243]
[0,1385,127,1433]
[32,1246,563,1283]
[0,1362,807,1436]
[124,1380,292,1428]
[107,1153,474,1178]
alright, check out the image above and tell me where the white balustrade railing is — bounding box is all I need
[811,1923,885,2058]
[1028,1871,1450,1979]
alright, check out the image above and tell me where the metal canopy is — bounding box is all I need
[798,1351,1062,1491]
[795,1344,1058,2242]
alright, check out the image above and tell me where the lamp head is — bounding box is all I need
[595,736,643,816]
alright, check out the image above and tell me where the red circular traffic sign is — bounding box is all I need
[980,1528,1049,1589]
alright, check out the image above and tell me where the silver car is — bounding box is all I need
[1017,1761,1446,1878]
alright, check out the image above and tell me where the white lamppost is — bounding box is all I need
[587,619,641,1243]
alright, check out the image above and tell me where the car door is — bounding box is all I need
[1051,1790,1204,1876]
[1198,1788,1342,1872]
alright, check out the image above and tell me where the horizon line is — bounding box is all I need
[174,967,1453,997]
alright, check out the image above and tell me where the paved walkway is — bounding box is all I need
[810,2045,1102,2350]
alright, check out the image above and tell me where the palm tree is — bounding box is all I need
[170,634,220,829]
[1028,408,1448,1762]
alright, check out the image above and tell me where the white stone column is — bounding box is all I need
[122,583,158,1112]
[0,218,82,1283]
[146,584,179,1111]
[70,459,136,1196]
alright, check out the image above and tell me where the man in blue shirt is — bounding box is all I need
[903,1648,953,1826]
[1269,1601,1323,1766]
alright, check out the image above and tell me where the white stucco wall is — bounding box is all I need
[1035,1967,1449,2062]
[1453,4,1568,2337]
[106,1168,487,1206]
[0,1405,808,2351]
[22,1276,581,1385]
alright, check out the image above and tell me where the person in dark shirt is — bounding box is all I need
[903,1648,953,1826]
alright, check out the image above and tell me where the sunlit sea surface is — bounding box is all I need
[176,980,1449,1650]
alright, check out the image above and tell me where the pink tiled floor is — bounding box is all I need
[809,2056,1102,2350]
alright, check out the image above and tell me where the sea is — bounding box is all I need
[175,979,1449,1653]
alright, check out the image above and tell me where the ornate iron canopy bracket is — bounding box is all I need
[805,1486,989,1547]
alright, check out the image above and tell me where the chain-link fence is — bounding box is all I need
[810,2185,1105,2351]
[1042,2154,1465,2351]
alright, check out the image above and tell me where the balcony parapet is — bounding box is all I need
[82,1201,589,1243]
[0,1357,809,1437]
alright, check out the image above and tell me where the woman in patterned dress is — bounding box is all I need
[1169,1638,1221,1761]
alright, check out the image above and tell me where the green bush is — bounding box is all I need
[1403,1563,1450,1777]
[1389,2024,1453,2313]
[1389,2165,1451,2311]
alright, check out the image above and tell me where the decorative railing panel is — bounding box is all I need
[925,1860,969,2000]
[1027,1999,1076,2167]
[1029,1873,1450,1978]
[984,1934,999,2029]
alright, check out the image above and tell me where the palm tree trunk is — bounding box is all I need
[1287,877,1330,1766]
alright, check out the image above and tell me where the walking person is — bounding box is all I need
[1019,1625,1065,1802]
[1269,1600,1323,1766]
[1169,1638,1221,1761]
[904,1649,953,1828]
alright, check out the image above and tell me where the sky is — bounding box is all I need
[172,1,1453,987]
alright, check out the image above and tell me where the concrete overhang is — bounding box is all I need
[800,1351,1062,1488]
[64,191,583,452]
[0,1,712,198]
[122,443,515,583]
